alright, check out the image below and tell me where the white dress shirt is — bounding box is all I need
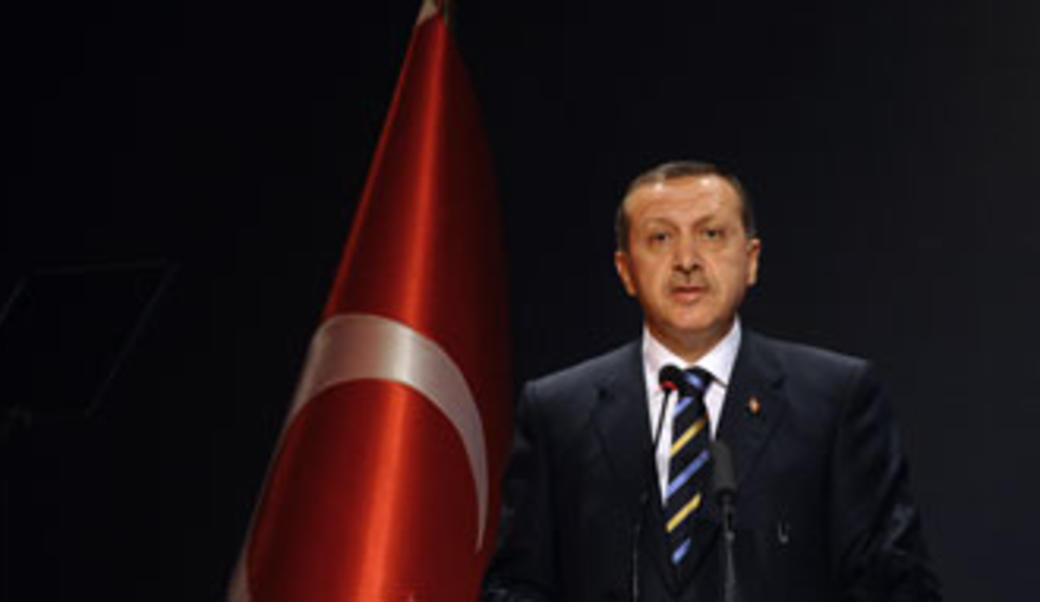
[641,318,742,505]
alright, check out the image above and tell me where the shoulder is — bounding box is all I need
[510,341,643,451]
[745,330,879,400]
[753,332,867,372]
[523,340,640,404]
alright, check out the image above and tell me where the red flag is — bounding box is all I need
[229,3,512,600]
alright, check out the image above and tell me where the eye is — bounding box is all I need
[702,227,724,240]
[648,231,671,244]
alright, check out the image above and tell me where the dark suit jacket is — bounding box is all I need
[481,331,940,601]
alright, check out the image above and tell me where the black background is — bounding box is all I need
[3,1,1038,599]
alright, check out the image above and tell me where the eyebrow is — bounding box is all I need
[639,213,722,228]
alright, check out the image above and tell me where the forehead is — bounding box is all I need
[623,175,742,224]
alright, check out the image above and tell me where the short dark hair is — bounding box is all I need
[615,160,757,251]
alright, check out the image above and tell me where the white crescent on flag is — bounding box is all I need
[288,312,490,550]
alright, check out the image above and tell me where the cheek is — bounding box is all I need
[633,257,664,284]
[719,253,750,278]
[705,267,742,296]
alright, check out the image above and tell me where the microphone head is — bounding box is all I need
[658,364,686,394]
[711,439,737,500]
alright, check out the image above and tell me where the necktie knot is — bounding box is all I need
[658,365,713,397]
[683,366,713,394]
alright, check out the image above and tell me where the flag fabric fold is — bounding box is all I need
[230,6,512,601]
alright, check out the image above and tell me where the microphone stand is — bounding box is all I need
[631,490,649,602]
[633,375,677,602]
[711,440,740,602]
[720,492,739,602]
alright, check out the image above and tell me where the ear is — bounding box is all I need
[615,250,637,297]
[746,237,762,286]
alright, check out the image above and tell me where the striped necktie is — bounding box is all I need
[664,367,713,570]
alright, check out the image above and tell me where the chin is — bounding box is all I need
[664,318,721,339]
[673,313,732,336]
[669,309,718,330]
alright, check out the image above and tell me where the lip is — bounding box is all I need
[670,285,707,302]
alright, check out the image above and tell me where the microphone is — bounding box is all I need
[711,440,740,602]
[658,364,688,398]
[631,364,684,601]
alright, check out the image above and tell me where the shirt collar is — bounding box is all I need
[642,318,742,388]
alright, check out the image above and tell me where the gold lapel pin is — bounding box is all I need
[747,396,762,416]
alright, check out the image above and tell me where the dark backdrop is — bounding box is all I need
[2,1,1038,600]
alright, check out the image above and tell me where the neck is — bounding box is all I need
[649,319,734,364]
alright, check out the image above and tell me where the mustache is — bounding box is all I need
[669,277,709,288]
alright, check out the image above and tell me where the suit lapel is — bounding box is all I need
[590,341,678,593]
[716,330,789,488]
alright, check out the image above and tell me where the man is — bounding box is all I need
[481,161,940,601]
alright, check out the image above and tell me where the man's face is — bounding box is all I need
[614,174,761,353]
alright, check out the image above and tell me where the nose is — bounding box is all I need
[673,234,702,273]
